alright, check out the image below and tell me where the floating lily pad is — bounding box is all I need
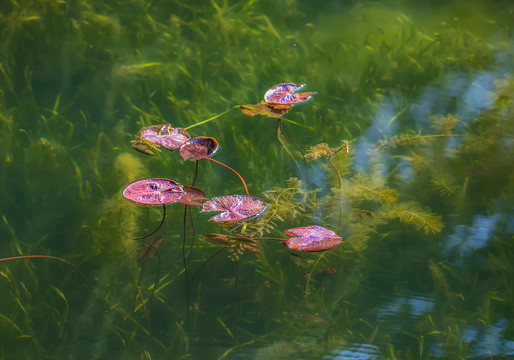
[201,195,267,223]
[264,83,317,106]
[180,136,220,161]
[178,185,207,206]
[283,225,341,252]
[122,178,183,205]
[138,124,191,150]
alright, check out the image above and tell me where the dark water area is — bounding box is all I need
[1,0,513,359]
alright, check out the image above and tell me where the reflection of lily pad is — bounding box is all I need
[180,136,219,161]
[264,83,316,105]
[201,195,267,223]
[179,186,207,206]
[122,178,183,205]
[283,225,341,252]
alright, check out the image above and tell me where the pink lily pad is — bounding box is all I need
[178,186,207,206]
[264,83,317,105]
[122,178,183,205]
[283,225,341,252]
[139,124,190,150]
[180,136,219,161]
[201,195,268,223]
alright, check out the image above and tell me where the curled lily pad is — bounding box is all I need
[201,195,267,223]
[138,124,191,150]
[283,225,341,252]
[122,178,183,205]
[264,83,317,106]
[204,234,260,253]
[178,185,207,206]
[239,102,292,118]
[131,139,158,156]
[180,136,219,161]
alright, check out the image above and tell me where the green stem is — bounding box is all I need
[184,106,239,131]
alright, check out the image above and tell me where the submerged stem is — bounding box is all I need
[278,118,303,154]
[276,118,297,164]
[327,155,342,188]
[182,205,191,330]
[134,205,166,240]
[184,106,239,131]
[190,246,228,283]
[206,158,249,195]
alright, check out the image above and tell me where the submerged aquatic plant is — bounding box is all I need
[305,140,352,188]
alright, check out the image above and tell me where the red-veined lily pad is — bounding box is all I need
[201,195,267,223]
[264,83,317,106]
[283,225,341,252]
[138,124,191,150]
[178,186,207,206]
[180,136,219,161]
[122,178,183,205]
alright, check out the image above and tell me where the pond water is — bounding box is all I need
[1,0,513,359]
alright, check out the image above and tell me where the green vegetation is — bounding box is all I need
[1,0,513,358]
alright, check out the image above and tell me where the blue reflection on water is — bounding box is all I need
[376,292,435,320]
[444,213,514,259]
[455,71,494,121]
[354,98,397,172]
[354,69,500,175]
[430,319,514,358]
[323,343,381,360]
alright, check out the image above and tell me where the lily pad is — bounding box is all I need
[178,185,207,206]
[239,102,292,118]
[122,178,183,205]
[283,225,341,252]
[138,124,190,150]
[264,83,317,106]
[201,195,267,223]
[180,136,219,161]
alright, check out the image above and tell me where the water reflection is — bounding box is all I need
[430,319,514,358]
[444,213,514,260]
[323,343,381,360]
[377,292,435,320]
